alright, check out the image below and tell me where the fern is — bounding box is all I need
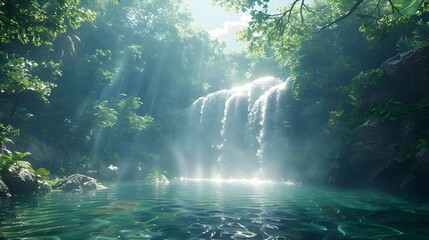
[396,36,412,53]
[0,124,19,144]
[35,168,51,180]
[413,19,429,47]
[0,151,31,172]
[15,159,32,169]
[0,124,33,172]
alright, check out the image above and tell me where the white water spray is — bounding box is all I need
[186,77,292,178]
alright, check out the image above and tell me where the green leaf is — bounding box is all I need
[395,0,425,15]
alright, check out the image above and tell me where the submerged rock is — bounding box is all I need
[55,174,106,192]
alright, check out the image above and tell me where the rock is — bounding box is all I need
[381,46,429,102]
[409,146,429,194]
[343,120,396,185]
[2,163,39,195]
[37,180,52,193]
[145,172,169,184]
[55,174,106,192]
[0,177,11,198]
[333,46,429,194]
[356,46,429,113]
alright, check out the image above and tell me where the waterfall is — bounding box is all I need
[184,77,292,179]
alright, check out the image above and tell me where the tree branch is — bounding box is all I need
[317,0,364,31]
[387,0,402,14]
[299,0,305,24]
[287,0,300,26]
[5,93,22,126]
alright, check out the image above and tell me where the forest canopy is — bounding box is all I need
[214,0,428,51]
[0,0,280,178]
[1,0,429,185]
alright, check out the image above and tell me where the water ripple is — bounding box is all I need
[0,181,428,239]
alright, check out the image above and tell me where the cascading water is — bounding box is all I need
[183,77,293,179]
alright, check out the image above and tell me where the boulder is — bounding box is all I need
[2,164,39,195]
[381,46,429,101]
[38,180,52,193]
[0,177,11,198]
[145,172,170,184]
[343,120,396,185]
[338,46,429,192]
[55,174,106,192]
[356,46,429,112]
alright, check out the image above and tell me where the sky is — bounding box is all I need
[185,0,287,52]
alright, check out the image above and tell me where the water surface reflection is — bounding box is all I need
[0,180,428,239]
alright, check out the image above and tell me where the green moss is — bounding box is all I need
[49,177,68,189]
[35,168,51,181]
[145,171,169,184]
[367,97,429,122]
[396,137,429,163]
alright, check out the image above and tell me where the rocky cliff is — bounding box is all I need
[343,46,429,194]
[294,46,429,195]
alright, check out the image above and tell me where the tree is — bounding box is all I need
[0,0,95,45]
[0,0,96,173]
[214,0,429,54]
[0,0,95,125]
[10,0,243,176]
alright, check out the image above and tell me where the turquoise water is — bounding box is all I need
[0,180,428,239]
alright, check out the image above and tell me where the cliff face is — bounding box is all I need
[336,46,429,194]
[289,46,429,195]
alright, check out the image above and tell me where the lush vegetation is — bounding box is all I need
[0,0,278,179]
[214,0,429,189]
[1,0,429,192]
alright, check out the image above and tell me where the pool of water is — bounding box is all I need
[0,180,428,239]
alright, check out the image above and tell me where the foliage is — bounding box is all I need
[35,167,51,180]
[0,0,96,46]
[0,0,427,189]
[395,137,429,162]
[211,0,429,191]
[0,124,19,144]
[15,0,251,174]
[396,35,413,53]
[396,19,429,53]
[348,69,386,105]
[0,55,57,102]
[92,94,154,133]
[11,160,33,171]
[48,176,68,188]
[0,0,99,176]
[93,101,118,129]
[144,171,169,184]
[367,97,429,122]
[0,152,31,172]
[0,124,30,172]
[413,19,429,47]
[328,105,362,160]
[0,0,96,125]
[213,0,429,59]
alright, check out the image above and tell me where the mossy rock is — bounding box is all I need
[1,162,38,195]
[145,172,169,184]
[54,174,106,192]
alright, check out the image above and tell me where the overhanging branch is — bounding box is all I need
[317,0,364,31]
